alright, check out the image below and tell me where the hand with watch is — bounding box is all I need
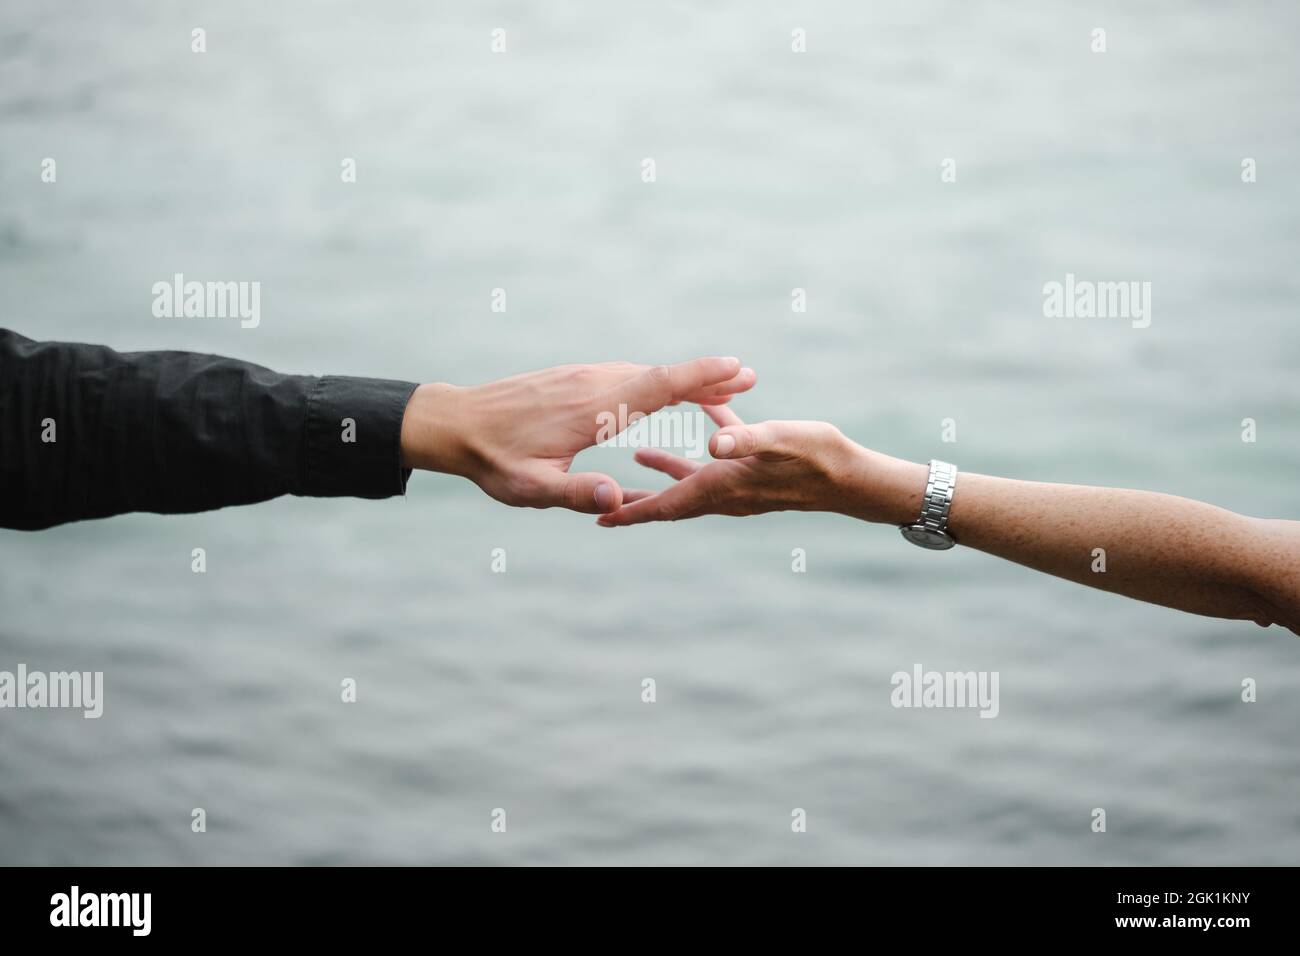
[597,404,1300,635]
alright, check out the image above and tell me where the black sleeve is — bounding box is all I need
[0,328,419,531]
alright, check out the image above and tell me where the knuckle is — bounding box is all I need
[552,474,580,510]
[567,366,599,389]
[646,364,674,395]
[565,479,586,511]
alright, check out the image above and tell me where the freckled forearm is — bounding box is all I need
[946,473,1300,628]
[827,433,1299,630]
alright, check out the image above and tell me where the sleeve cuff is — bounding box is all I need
[301,376,419,499]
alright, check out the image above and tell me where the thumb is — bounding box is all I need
[710,422,783,459]
[540,469,624,514]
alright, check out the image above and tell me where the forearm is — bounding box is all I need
[949,473,1300,629]
[839,446,1300,631]
[0,329,416,530]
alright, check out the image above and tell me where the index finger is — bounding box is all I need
[703,403,744,428]
[607,357,742,418]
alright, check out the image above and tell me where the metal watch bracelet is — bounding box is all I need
[899,459,958,550]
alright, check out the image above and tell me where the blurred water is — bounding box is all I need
[2,0,1299,865]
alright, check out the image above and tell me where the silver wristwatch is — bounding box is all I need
[899,459,958,550]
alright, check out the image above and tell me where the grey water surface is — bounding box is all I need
[1,0,1299,865]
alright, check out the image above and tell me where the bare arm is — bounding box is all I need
[918,468,1300,633]
[599,409,1300,634]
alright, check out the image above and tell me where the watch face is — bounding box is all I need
[900,525,955,550]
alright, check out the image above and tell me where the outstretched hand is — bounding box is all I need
[400,358,756,514]
[597,405,924,526]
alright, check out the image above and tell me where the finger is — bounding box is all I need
[596,475,711,527]
[537,469,624,514]
[633,447,701,481]
[703,403,745,428]
[609,357,742,417]
[681,366,756,402]
[620,488,658,504]
[710,421,789,459]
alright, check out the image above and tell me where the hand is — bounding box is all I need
[596,405,927,526]
[400,358,756,514]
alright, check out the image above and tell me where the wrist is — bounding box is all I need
[400,382,482,476]
[830,440,928,525]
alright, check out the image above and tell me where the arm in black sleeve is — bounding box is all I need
[0,328,419,531]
